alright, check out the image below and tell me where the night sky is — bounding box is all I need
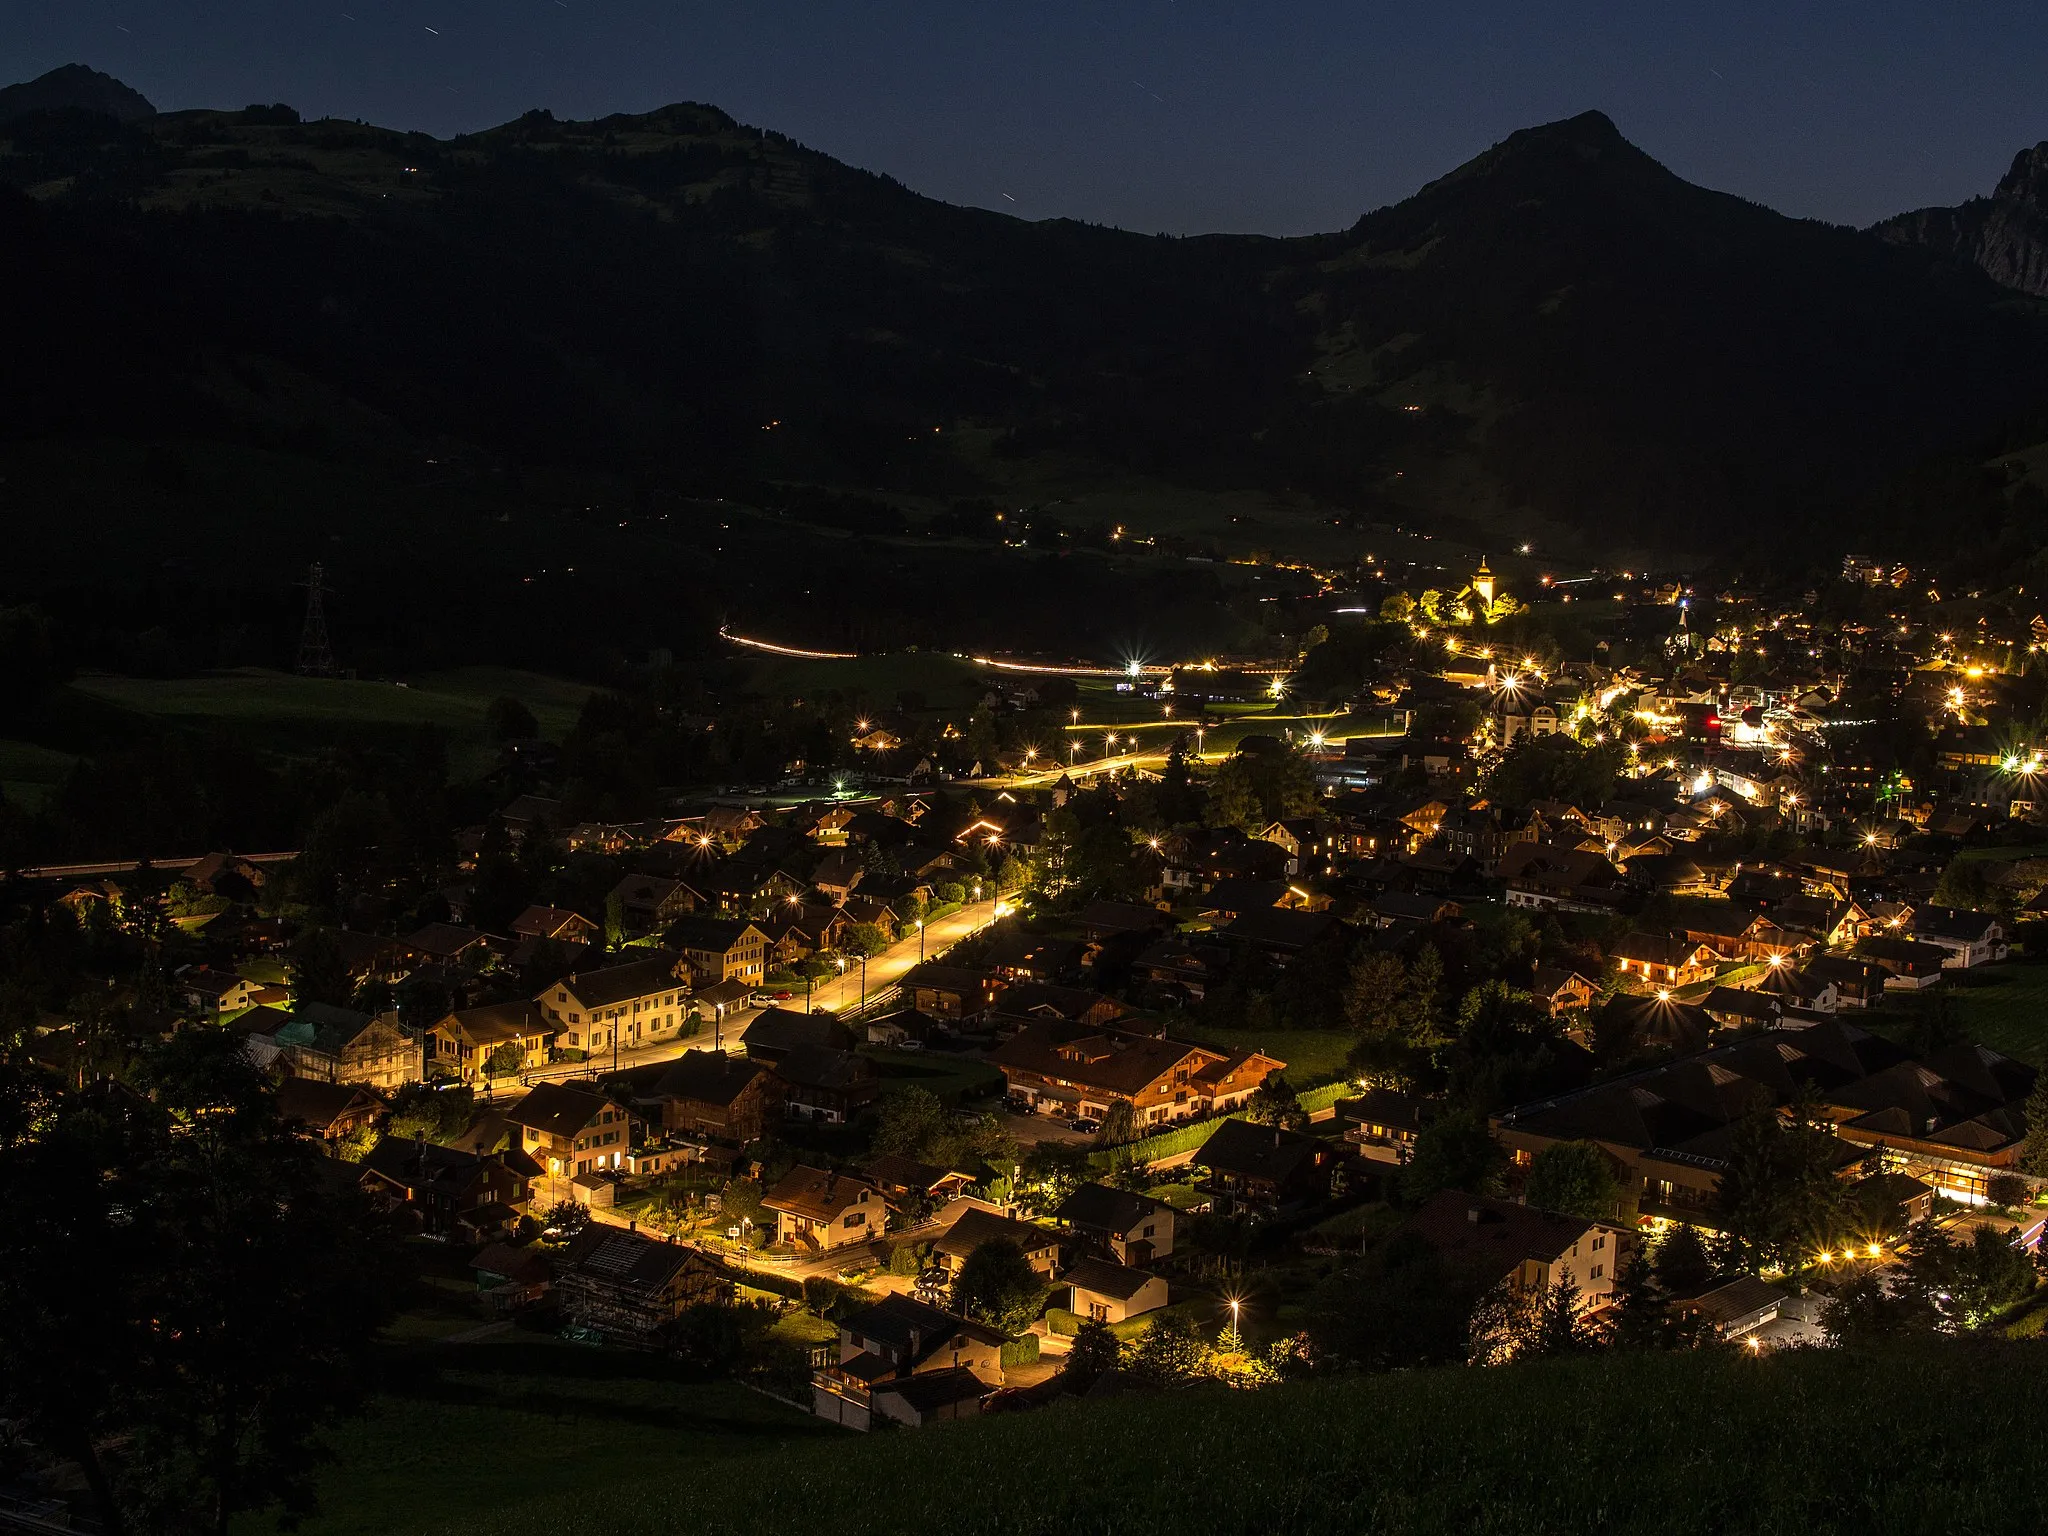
[9,2,2047,234]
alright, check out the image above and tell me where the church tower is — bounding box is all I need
[1471,555,1495,609]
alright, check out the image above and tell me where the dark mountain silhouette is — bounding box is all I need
[2,78,2046,586]
[0,63,155,124]
[1876,141,2048,299]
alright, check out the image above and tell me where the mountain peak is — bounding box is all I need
[0,64,156,125]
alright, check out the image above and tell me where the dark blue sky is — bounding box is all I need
[9,2,2046,233]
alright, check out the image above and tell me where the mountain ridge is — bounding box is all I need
[3,68,2047,581]
[0,63,155,124]
[1876,141,2048,299]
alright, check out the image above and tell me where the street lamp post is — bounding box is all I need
[917,919,926,962]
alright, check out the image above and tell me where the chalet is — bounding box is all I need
[274,1077,383,1148]
[1217,906,1341,959]
[608,874,701,932]
[1804,954,1891,1009]
[863,1154,976,1209]
[471,1242,552,1314]
[1530,966,1599,1017]
[1132,939,1217,1003]
[510,906,601,945]
[1336,1088,1440,1167]
[1610,933,1718,989]
[901,963,1007,1020]
[738,1007,857,1065]
[357,1136,531,1238]
[1673,1276,1790,1342]
[989,1023,1282,1127]
[667,916,770,989]
[1062,1258,1169,1325]
[498,794,564,840]
[1699,986,1784,1031]
[1853,935,1951,989]
[538,954,690,1055]
[982,931,1083,983]
[763,1165,887,1251]
[810,850,865,904]
[1495,1018,2035,1209]
[1403,1191,1630,1310]
[1192,1119,1347,1215]
[429,1002,554,1082]
[778,1045,881,1125]
[1909,907,2008,969]
[1076,900,1174,943]
[812,1294,1005,1431]
[503,1083,642,1184]
[931,1205,1062,1276]
[647,1049,782,1143]
[178,967,272,1016]
[272,1004,423,1090]
[1053,1182,1176,1265]
[556,1227,731,1344]
[1372,890,1462,927]
[1198,878,1291,921]
[401,923,495,968]
[991,983,1129,1033]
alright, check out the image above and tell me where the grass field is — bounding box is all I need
[264,1337,828,1536]
[69,667,596,779]
[0,739,80,808]
[1179,1024,1356,1089]
[862,1048,1006,1105]
[313,1339,2048,1536]
[1868,959,2048,1066]
[735,650,990,710]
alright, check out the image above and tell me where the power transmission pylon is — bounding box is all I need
[295,562,336,677]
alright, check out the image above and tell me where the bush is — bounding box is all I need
[1000,1335,1040,1368]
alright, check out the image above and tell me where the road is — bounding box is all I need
[497,899,1004,1091]
[800,896,1003,1015]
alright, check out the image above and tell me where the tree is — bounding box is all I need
[1095,1099,1140,1148]
[0,1036,400,1535]
[483,1041,525,1079]
[486,695,539,742]
[1123,1310,1210,1388]
[1713,1097,1851,1272]
[2020,1075,2048,1177]
[604,890,627,951]
[846,923,890,957]
[951,1238,1050,1336]
[1244,1072,1307,1130]
[1522,1140,1623,1221]
[1307,1229,1481,1371]
[1062,1317,1123,1392]
[1651,1223,1714,1294]
[288,926,352,1010]
[1343,951,1406,1035]
[1399,1109,1506,1204]
[873,1087,954,1162]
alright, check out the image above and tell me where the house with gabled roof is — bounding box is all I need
[429,1001,554,1082]
[1193,1118,1348,1216]
[1053,1182,1176,1265]
[556,1227,731,1343]
[1062,1258,1169,1326]
[1908,906,2008,969]
[989,1023,1281,1129]
[646,1049,781,1143]
[811,1293,1004,1431]
[1610,932,1718,989]
[536,953,690,1056]
[930,1205,1061,1277]
[511,906,601,945]
[1403,1191,1631,1310]
[272,1004,423,1090]
[503,1082,642,1186]
[762,1165,887,1252]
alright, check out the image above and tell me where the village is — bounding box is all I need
[8,547,2048,1456]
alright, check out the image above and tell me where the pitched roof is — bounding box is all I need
[440,1001,549,1047]
[650,1049,769,1107]
[557,953,684,1009]
[1219,907,1340,950]
[761,1164,882,1222]
[504,1082,619,1138]
[875,1365,992,1413]
[1062,1257,1160,1302]
[1403,1190,1610,1274]
[841,1294,1005,1364]
[274,1077,379,1130]
[562,1226,701,1292]
[989,1023,1273,1100]
[1054,1182,1172,1234]
[739,1008,854,1055]
[1193,1117,1329,1182]
[932,1206,1059,1261]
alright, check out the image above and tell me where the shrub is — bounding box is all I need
[1000,1335,1040,1368]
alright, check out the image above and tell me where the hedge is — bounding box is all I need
[1088,1113,1247,1172]
[1000,1335,1040,1367]
[1298,1082,1350,1115]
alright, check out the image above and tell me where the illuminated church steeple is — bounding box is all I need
[1471,555,1495,609]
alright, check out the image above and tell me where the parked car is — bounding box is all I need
[1070,1117,1101,1134]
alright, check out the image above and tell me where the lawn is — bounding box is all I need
[429,1341,2048,1536]
[264,1336,829,1536]
[0,738,79,808]
[734,651,988,711]
[1868,960,2048,1066]
[861,1048,1006,1105]
[1177,1024,1356,1089]
[69,666,595,778]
